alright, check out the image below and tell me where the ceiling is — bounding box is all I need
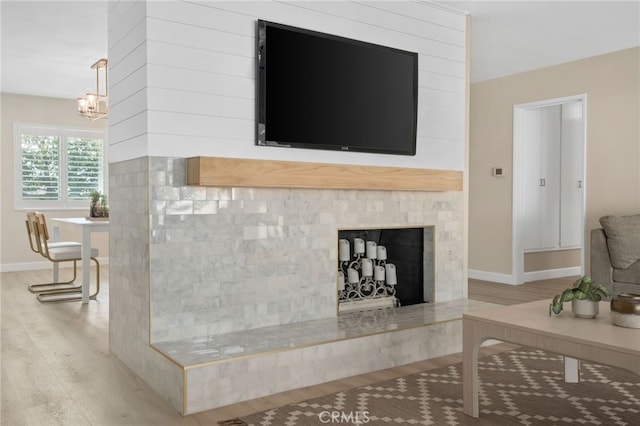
[1,1,108,100]
[1,1,638,100]
[442,0,640,82]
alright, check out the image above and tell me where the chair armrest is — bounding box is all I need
[590,228,614,298]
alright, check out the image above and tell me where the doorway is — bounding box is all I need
[513,94,587,284]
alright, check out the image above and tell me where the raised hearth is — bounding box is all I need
[152,299,497,414]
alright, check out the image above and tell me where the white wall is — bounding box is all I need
[108,0,466,170]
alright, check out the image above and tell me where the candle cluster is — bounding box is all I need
[337,238,398,305]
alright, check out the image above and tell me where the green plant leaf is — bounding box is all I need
[577,280,591,293]
[560,289,576,302]
[574,289,587,300]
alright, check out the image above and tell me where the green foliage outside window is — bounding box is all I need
[67,137,103,200]
[21,135,60,200]
[17,126,105,208]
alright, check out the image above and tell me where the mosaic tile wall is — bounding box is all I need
[148,157,465,343]
[109,157,185,412]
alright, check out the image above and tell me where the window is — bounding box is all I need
[14,124,106,210]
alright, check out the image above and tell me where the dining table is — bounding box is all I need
[50,217,109,304]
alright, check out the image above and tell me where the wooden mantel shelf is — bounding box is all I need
[186,156,462,192]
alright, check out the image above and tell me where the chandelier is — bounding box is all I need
[77,59,108,120]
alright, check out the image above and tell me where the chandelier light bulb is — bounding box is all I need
[77,97,88,114]
[86,93,97,110]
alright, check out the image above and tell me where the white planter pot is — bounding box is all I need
[572,299,599,318]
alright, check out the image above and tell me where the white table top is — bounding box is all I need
[51,217,109,227]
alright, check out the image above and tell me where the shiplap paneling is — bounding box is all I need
[109,133,149,161]
[110,0,467,170]
[152,2,464,62]
[146,64,254,99]
[419,70,465,94]
[147,88,253,118]
[109,41,148,92]
[148,0,257,36]
[282,1,465,46]
[146,17,255,55]
[417,121,464,141]
[108,1,146,53]
[109,110,148,146]
[419,87,465,109]
[420,55,466,79]
[108,66,147,118]
[146,41,254,78]
[420,104,465,126]
[355,1,467,31]
[108,14,147,72]
[147,110,253,140]
[109,86,148,126]
[108,0,148,163]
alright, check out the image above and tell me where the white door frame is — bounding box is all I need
[512,94,587,284]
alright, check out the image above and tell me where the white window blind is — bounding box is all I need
[14,124,106,210]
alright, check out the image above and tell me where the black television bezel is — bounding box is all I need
[256,19,418,156]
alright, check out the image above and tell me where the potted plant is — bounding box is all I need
[89,190,109,218]
[549,275,610,318]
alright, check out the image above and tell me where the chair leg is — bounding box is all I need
[36,291,82,303]
[89,257,100,300]
[37,258,101,303]
[28,260,81,294]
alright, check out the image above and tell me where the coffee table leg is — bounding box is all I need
[463,319,480,417]
[564,357,580,383]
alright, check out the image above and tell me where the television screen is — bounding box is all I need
[257,20,418,156]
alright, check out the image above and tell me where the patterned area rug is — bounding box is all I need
[219,347,639,425]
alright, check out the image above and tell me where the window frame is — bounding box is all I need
[14,123,107,211]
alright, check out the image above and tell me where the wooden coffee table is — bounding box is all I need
[463,299,640,418]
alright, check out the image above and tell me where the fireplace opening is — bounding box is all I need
[337,227,433,313]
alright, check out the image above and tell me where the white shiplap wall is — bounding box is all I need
[109,0,149,161]
[108,0,466,170]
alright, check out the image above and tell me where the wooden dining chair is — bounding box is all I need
[27,212,101,303]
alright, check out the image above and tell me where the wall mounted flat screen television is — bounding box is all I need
[257,20,418,156]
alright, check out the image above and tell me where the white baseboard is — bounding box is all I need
[468,269,519,285]
[469,266,581,286]
[523,266,581,282]
[1,257,109,273]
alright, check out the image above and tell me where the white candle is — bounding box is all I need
[366,241,377,259]
[347,268,359,284]
[374,265,385,281]
[377,245,387,260]
[339,239,350,261]
[362,258,373,277]
[337,271,345,290]
[354,238,365,254]
[385,263,397,285]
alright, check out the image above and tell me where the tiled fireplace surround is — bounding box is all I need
[109,157,474,415]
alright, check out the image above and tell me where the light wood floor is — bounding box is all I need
[1,268,575,425]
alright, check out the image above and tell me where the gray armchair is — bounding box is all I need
[590,214,640,297]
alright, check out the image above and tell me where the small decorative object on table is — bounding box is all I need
[549,275,610,318]
[610,293,640,328]
[88,190,109,220]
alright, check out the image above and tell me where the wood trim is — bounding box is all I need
[186,156,462,191]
